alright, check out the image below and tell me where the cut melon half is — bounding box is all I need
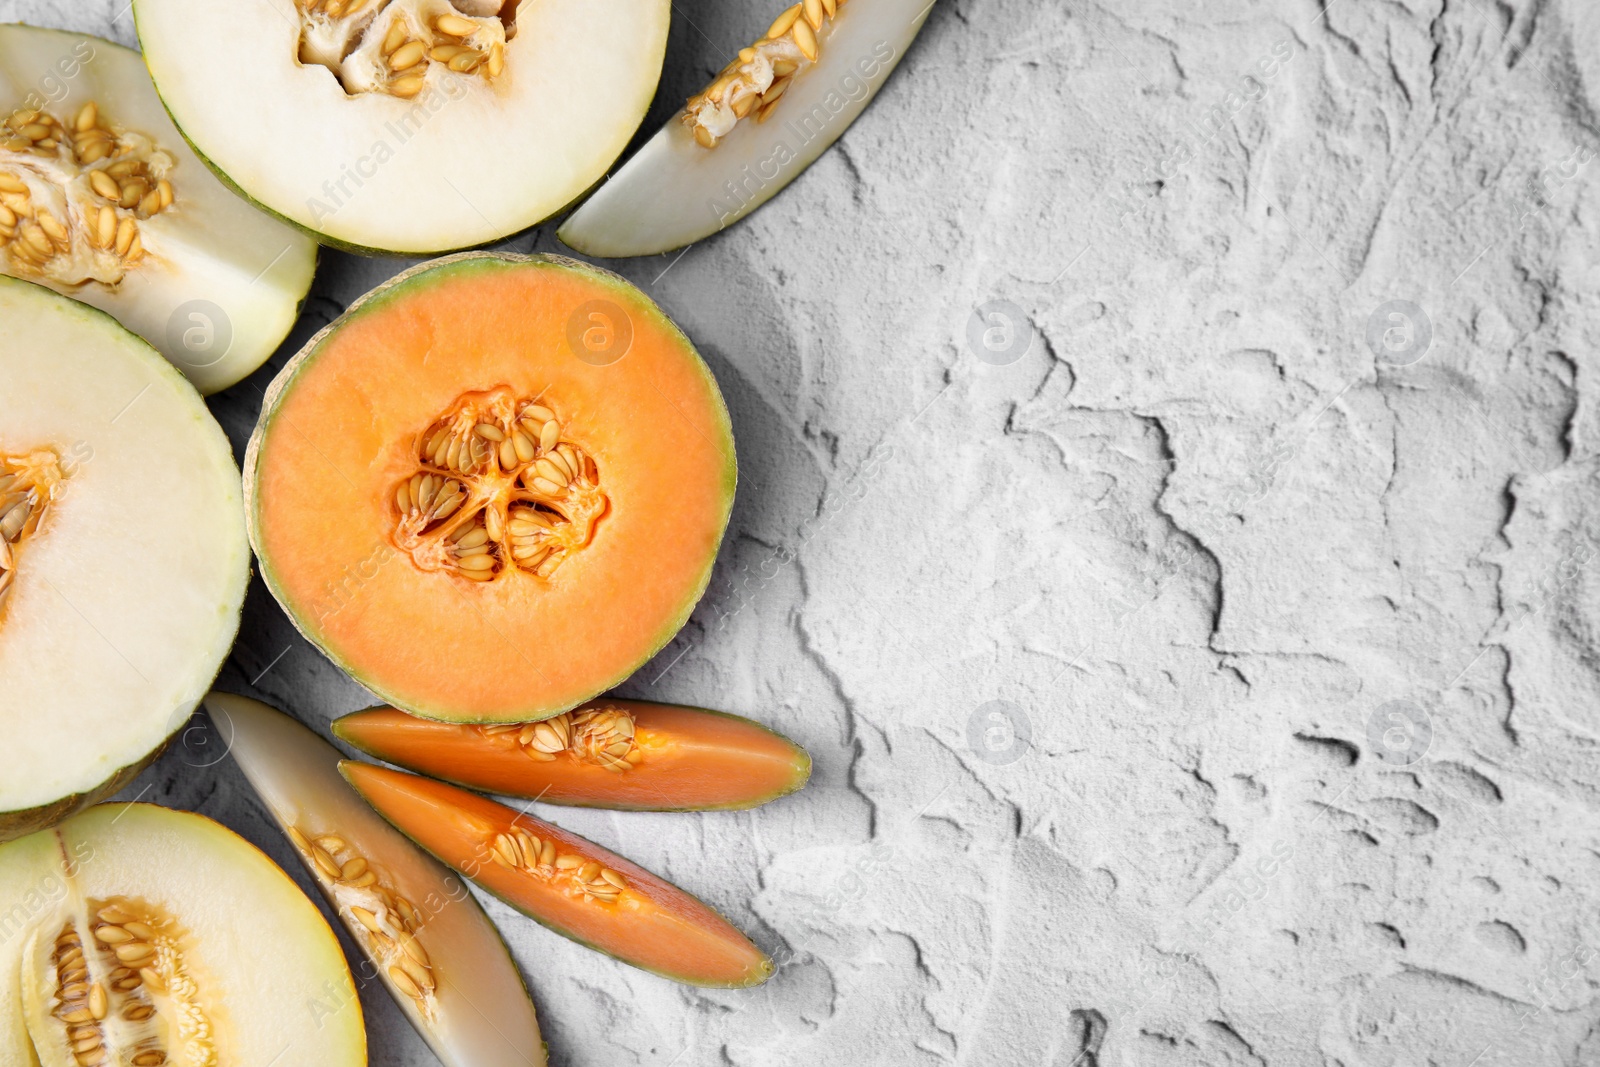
[0,803,366,1067]
[132,0,669,255]
[208,691,546,1067]
[335,698,812,810]
[244,252,736,722]
[0,278,249,842]
[341,762,774,987]
[559,0,937,257]
[0,25,316,394]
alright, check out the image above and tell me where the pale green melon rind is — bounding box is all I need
[331,702,812,811]
[129,6,666,258]
[0,275,249,835]
[337,761,774,988]
[0,24,318,393]
[243,252,737,723]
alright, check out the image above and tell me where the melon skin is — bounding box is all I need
[244,252,738,723]
[0,276,250,842]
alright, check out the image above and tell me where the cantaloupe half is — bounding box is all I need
[209,692,546,1067]
[341,762,773,987]
[244,252,736,722]
[0,277,249,842]
[0,803,366,1067]
[335,698,812,810]
[0,25,316,394]
[132,0,669,255]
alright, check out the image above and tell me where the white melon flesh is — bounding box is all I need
[0,803,366,1067]
[559,0,936,257]
[208,692,547,1067]
[0,26,316,394]
[0,279,249,839]
[132,0,669,255]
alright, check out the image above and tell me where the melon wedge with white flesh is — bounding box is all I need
[0,803,367,1067]
[0,26,316,394]
[208,692,546,1067]
[342,762,775,987]
[132,0,669,255]
[558,0,936,257]
[0,278,249,842]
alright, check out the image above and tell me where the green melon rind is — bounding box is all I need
[243,252,737,723]
[0,24,319,392]
[332,702,811,811]
[0,275,249,841]
[337,761,774,988]
[128,5,665,258]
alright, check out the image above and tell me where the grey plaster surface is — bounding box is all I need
[8,0,1600,1063]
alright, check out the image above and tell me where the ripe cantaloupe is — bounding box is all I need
[244,253,736,722]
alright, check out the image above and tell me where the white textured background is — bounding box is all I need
[9,0,1600,1063]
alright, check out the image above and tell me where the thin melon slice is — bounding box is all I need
[0,278,249,841]
[244,252,736,722]
[341,762,773,987]
[132,0,668,255]
[334,699,812,810]
[558,0,936,257]
[0,803,366,1067]
[208,692,546,1067]
[0,26,316,393]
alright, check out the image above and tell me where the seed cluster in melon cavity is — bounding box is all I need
[0,101,177,283]
[392,388,609,583]
[682,0,846,146]
[481,705,644,771]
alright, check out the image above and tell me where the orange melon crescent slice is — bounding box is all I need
[244,252,737,723]
[334,698,812,810]
[340,761,774,988]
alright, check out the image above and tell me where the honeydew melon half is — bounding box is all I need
[0,25,316,394]
[0,278,249,841]
[210,692,546,1067]
[559,0,937,257]
[132,0,669,255]
[0,803,366,1067]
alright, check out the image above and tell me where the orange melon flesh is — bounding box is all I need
[341,761,773,987]
[334,698,812,810]
[244,252,736,722]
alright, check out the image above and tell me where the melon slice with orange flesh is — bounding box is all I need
[334,698,811,811]
[244,252,736,722]
[208,692,546,1067]
[341,761,773,987]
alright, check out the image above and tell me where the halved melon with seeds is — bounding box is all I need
[0,277,249,842]
[341,762,774,987]
[335,698,812,810]
[133,0,669,254]
[209,692,546,1067]
[244,252,736,722]
[0,26,316,393]
[0,803,365,1067]
[559,0,937,257]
